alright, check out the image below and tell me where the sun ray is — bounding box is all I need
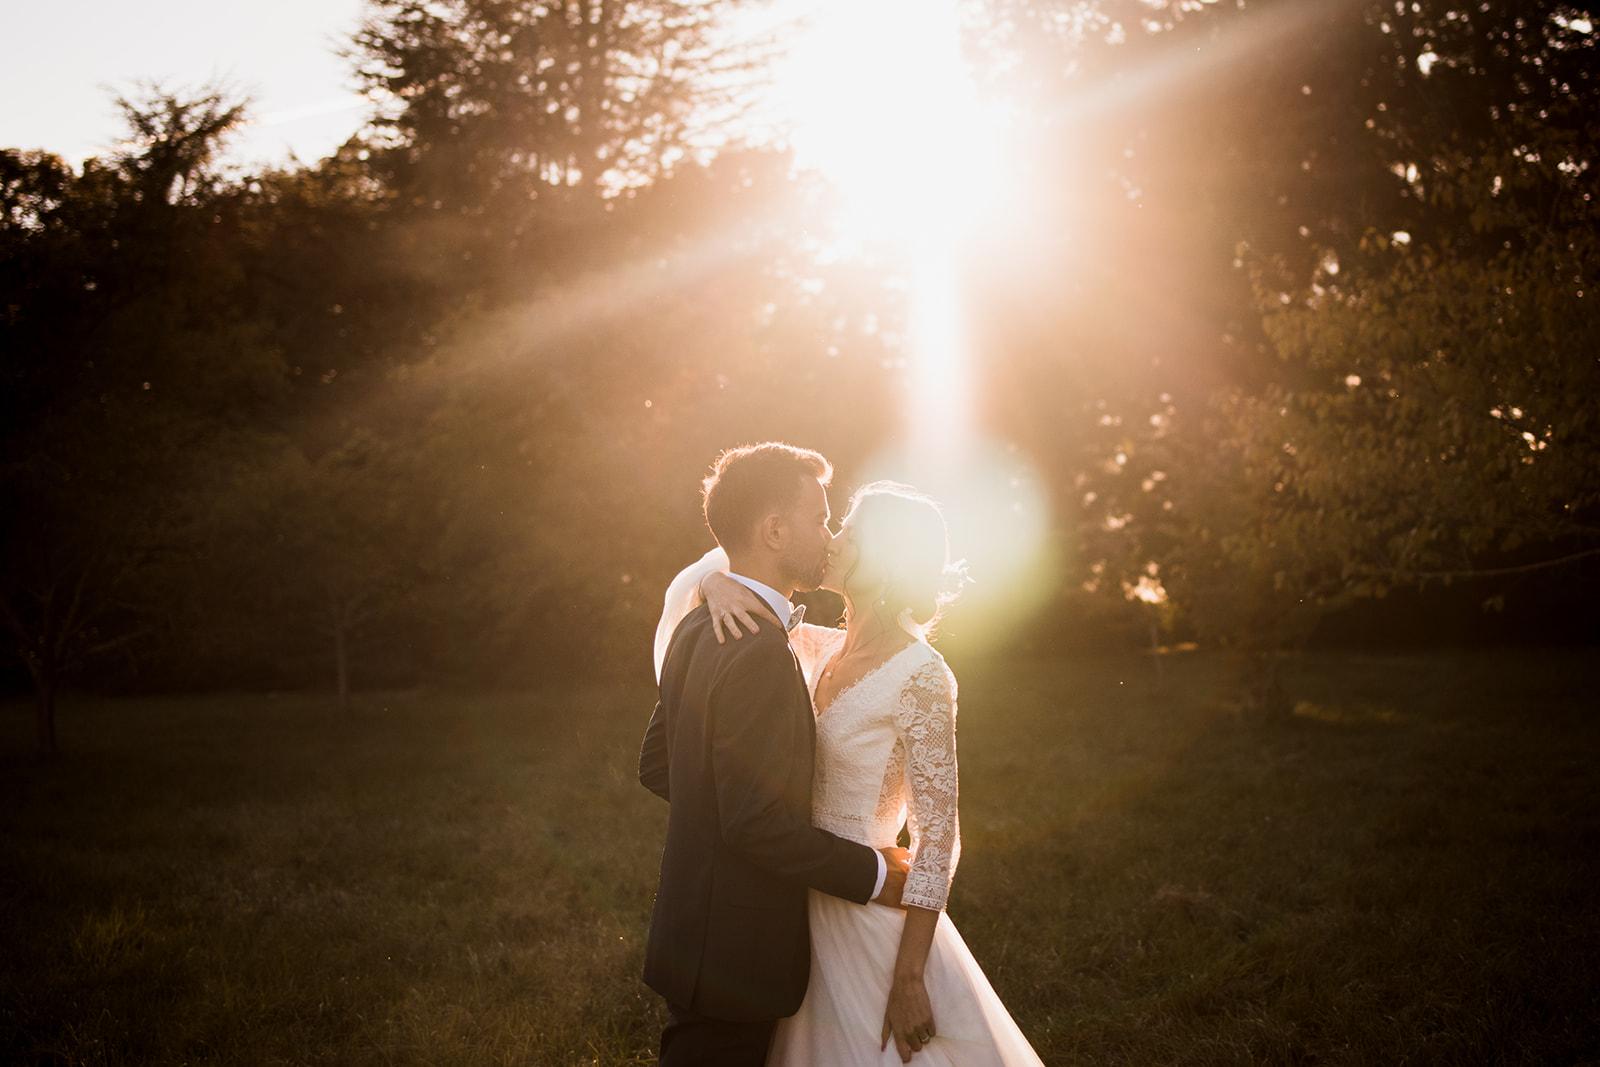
[752,0,1010,464]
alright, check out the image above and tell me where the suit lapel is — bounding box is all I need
[751,599,817,740]
[750,596,786,631]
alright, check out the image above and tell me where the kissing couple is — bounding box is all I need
[640,442,1043,1065]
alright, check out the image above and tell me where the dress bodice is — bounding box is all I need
[790,623,961,912]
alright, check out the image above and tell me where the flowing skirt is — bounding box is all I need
[768,890,1044,1066]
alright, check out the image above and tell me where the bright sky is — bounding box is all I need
[1,0,369,168]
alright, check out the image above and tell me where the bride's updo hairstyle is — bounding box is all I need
[839,481,969,638]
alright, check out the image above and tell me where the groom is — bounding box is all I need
[639,442,910,1065]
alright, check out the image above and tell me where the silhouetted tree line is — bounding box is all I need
[3,0,1596,752]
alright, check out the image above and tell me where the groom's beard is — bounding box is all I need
[787,549,828,593]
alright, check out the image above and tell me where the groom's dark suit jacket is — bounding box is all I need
[640,598,879,1022]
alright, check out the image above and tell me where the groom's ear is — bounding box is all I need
[756,510,786,550]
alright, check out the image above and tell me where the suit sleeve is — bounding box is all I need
[638,699,669,801]
[709,641,879,904]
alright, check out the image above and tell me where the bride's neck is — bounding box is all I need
[841,597,909,653]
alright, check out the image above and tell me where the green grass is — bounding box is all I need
[2,647,1597,1065]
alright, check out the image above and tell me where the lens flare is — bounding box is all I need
[856,439,1058,652]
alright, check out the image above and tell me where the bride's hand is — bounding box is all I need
[701,571,767,644]
[880,972,936,1063]
[881,975,936,1062]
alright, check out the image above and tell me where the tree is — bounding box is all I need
[976,0,1600,705]
[1161,193,1599,715]
[349,0,744,212]
[110,84,249,207]
[197,430,430,710]
[0,86,276,753]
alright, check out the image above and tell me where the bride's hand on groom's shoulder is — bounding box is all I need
[700,571,766,644]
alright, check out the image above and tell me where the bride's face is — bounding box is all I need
[821,515,870,597]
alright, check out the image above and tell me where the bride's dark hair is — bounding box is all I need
[839,481,969,636]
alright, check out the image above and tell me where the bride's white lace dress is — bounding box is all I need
[656,551,1043,1066]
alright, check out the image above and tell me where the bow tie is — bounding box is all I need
[786,604,806,632]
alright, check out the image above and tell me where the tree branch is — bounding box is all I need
[0,589,35,649]
[1360,544,1600,582]
[82,627,152,658]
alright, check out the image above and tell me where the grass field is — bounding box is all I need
[3,647,1597,1065]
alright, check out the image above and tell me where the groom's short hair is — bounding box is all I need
[702,442,832,551]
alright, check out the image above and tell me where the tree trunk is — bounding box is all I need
[334,623,350,713]
[1232,648,1293,721]
[1148,615,1166,686]
[35,674,58,757]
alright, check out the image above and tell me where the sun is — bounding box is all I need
[761,0,1010,251]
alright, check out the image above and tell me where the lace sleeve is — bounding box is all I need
[789,621,846,684]
[894,658,960,911]
[653,545,729,682]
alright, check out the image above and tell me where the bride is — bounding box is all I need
[654,479,1043,1066]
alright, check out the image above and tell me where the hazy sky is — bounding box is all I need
[1,0,369,168]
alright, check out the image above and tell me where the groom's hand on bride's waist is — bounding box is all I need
[873,847,912,908]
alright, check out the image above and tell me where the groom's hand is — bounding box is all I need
[873,847,912,908]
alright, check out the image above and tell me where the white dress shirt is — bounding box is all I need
[725,572,796,631]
